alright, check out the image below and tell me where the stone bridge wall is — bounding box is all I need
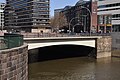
[96,36,111,58]
[0,44,28,80]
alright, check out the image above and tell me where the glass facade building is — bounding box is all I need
[5,0,50,32]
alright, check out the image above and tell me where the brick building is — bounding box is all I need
[55,0,97,33]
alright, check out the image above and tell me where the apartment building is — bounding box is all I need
[0,3,5,31]
[98,0,120,32]
[4,0,50,33]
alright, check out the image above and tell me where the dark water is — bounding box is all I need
[29,57,120,80]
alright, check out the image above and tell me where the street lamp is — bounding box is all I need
[69,17,80,34]
[68,6,92,35]
[79,15,87,32]
[81,6,92,35]
[72,23,80,33]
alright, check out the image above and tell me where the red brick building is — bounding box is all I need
[55,0,98,33]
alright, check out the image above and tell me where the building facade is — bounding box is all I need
[54,9,63,17]
[97,14,112,33]
[55,0,97,33]
[97,0,120,32]
[0,3,5,31]
[4,0,50,33]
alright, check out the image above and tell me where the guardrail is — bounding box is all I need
[79,33,111,36]
[0,33,23,50]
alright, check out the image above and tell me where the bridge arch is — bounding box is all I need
[28,44,96,63]
[28,40,95,50]
[25,36,111,59]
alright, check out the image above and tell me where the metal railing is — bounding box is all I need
[79,33,111,36]
[0,33,23,50]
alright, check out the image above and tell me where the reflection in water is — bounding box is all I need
[29,57,120,80]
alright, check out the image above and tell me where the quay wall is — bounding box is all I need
[0,44,28,80]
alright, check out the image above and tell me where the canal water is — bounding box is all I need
[28,45,120,80]
[29,56,120,80]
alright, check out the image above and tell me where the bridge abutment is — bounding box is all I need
[96,36,111,58]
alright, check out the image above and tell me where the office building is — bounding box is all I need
[0,3,5,31]
[4,0,50,32]
[98,0,120,32]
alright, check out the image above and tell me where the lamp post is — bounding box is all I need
[72,23,80,33]
[83,15,87,33]
[69,17,80,34]
[69,6,92,35]
[79,15,87,33]
[81,6,92,36]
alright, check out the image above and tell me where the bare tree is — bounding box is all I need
[50,13,68,30]
[59,13,68,28]
[50,16,59,29]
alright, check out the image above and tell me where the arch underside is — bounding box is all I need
[28,40,95,50]
[28,44,96,63]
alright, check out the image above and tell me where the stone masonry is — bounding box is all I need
[0,44,28,80]
[96,36,111,58]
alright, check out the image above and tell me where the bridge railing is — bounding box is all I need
[19,32,111,38]
[79,33,111,36]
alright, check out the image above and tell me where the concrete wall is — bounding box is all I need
[111,32,120,49]
[32,28,51,33]
[111,32,120,57]
[96,36,111,58]
[0,44,28,80]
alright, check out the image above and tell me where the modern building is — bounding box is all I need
[4,0,50,33]
[97,14,112,33]
[55,0,97,33]
[97,0,120,32]
[0,3,5,31]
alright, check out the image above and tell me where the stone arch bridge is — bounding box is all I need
[24,36,111,58]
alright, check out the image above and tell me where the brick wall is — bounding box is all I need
[0,44,28,80]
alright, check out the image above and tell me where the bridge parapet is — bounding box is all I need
[20,32,110,38]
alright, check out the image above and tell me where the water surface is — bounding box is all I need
[29,57,120,80]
